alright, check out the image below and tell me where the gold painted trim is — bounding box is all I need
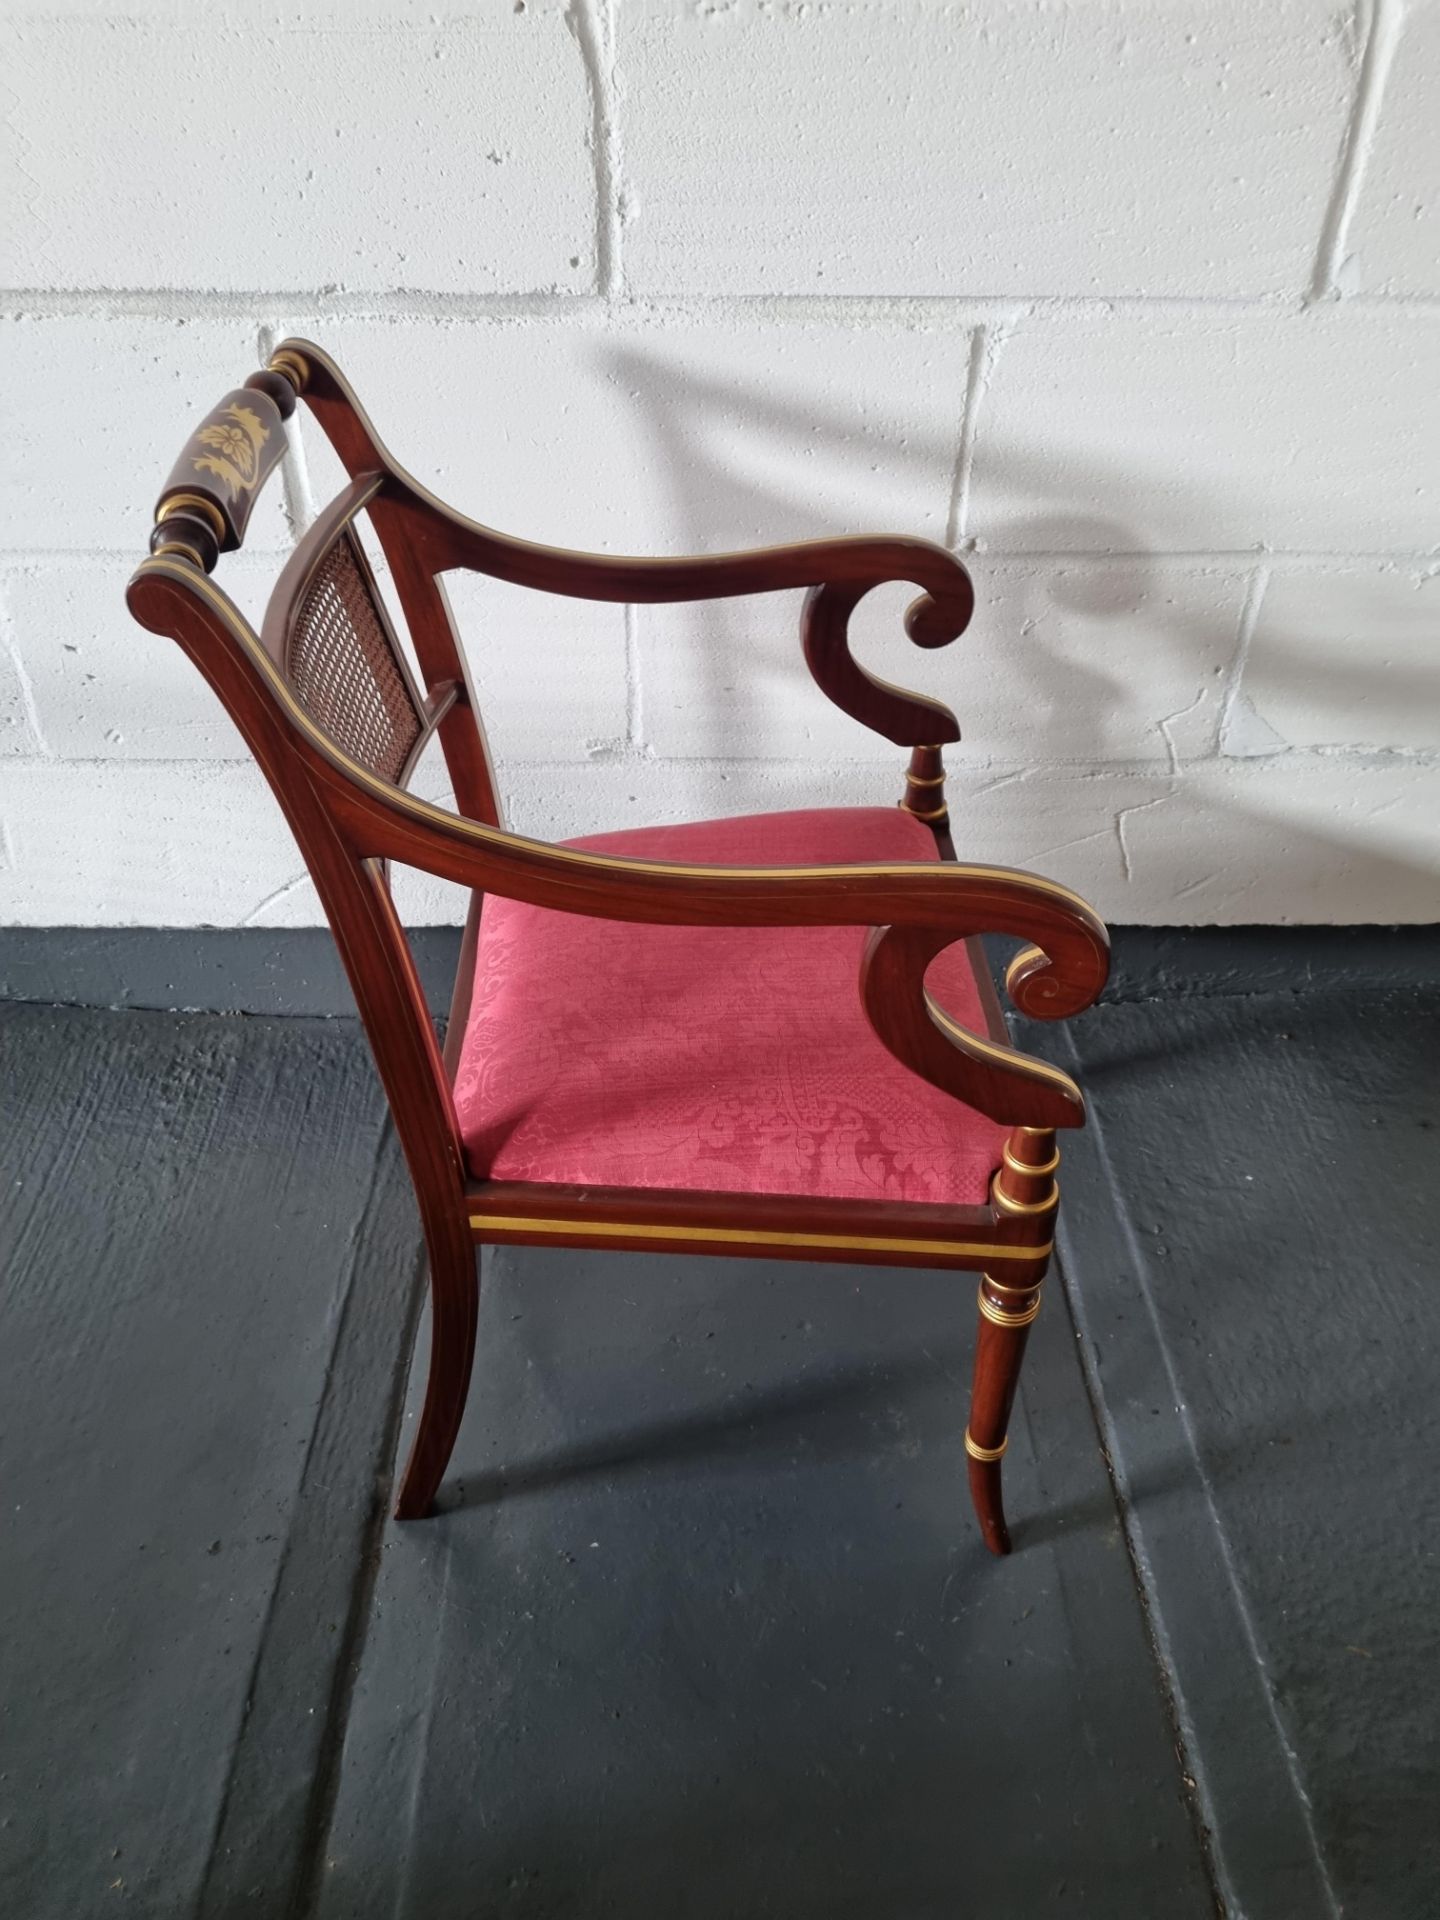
[156,492,227,544]
[269,348,309,391]
[925,996,1085,1102]
[982,1272,1044,1300]
[191,402,270,502]
[1004,947,1049,1000]
[150,535,207,570]
[903,802,949,822]
[991,1178,1058,1217]
[978,1285,1042,1329]
[1003,1142,1060,1177]
[469,1210,1050,1263]
[130,561,1104,924]
[904,770,946,789]
[965,1431,1007,1463]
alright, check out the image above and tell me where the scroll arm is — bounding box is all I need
[801,547,975,748]
[860,918,1109,1131]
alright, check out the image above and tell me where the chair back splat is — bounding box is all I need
[286,528,422,782]
[126,340,1110,1552]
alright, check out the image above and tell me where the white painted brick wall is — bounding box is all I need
[292,314,970,550]
[1346,0,1440,295]
[618,0,1357,297]
[2,3,596,295]
[971,307,1440,553]
[1243,563,1440,750]
[2,0,1436,928]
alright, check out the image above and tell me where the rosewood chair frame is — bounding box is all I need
[126,338,1109,1555]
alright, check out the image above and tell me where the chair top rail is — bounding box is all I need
[149,367,299,572]
[272,335,974,747]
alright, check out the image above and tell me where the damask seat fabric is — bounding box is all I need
[453,808,1010,1208]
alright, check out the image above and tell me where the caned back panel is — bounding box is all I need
[284,529,423,784]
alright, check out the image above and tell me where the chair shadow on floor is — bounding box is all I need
[341,1239,1213,1920]
[443,1353,963,1512]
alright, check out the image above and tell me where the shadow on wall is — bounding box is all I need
[596,342,1432,924]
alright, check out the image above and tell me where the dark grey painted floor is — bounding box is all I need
[0,1005,425,1918]
[1018,982,1440,1920]
[2,930,1436,1918]
[321,1248,1206,1920]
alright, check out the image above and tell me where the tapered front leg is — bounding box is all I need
[966,1126,1059,1554]
[966,1273,1044,1554]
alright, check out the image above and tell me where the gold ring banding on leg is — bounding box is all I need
[991,1180,1059,1216]
[982,1272,1044,1300]
[977,1284,1042,1329]
[965,1431,1008,1463]
[1002,1142,1060,1178]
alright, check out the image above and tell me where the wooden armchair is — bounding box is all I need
[126,340,1108,1555]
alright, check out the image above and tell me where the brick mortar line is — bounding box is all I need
[7,290,1440,323]
[570,0,622,302]
[943,327,986,551]
[1215,564,1271,757]
[1310,0,1403,302]
[622,603,642,748]
[8,548,1439,569]
[947,312,1025,549]
[5,749,1437,776]
[1,591,52,757]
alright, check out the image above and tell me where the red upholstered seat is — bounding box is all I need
[453,808,1010,1208]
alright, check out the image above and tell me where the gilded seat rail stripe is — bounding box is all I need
[468,1211,1050,1261]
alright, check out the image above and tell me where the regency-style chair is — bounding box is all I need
[126,340,1109,1555]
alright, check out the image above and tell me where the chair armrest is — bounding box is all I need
[326,770,1107,1129]
[861,924,1100,1129]
[276,336,974,749]
[424,521,973,749]
[129,543,1097,1130]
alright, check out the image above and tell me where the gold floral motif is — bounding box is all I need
[192,403,269,501]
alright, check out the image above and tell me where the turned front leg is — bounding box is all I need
[966,1126,1059,1555]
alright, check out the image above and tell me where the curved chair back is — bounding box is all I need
[127,342,491,1271]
